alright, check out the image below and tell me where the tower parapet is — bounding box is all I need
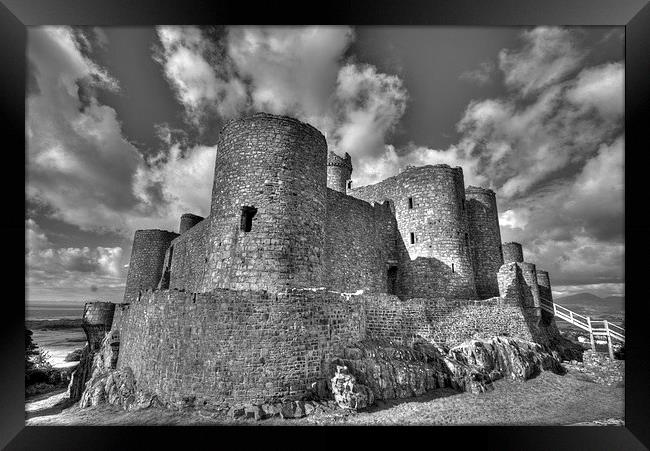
[327,151,352,193]
[466,186,503,299]
[502,242,524,263]
[123,229,179,303]
[179,213,204,234]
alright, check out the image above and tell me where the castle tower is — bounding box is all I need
[179,213,204,234]
[465,186,503,299]
[502,242,524,264]
[327,151,352,193]
[123,229,179,303]
[396,165,477,298]
[203,113,328,292]
[82,301,115,351]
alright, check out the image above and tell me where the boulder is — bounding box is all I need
[330,364,374,410]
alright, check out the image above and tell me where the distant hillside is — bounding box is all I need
[554,292,624,326]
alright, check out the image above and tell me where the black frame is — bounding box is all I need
[3,0,649,448]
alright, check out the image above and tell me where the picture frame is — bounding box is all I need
[3,0,649,448]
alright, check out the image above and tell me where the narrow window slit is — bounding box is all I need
[408,197,414,209]
[410,232,415,244]
[240,206,257,232]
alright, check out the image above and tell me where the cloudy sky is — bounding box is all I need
[26,26,624,304]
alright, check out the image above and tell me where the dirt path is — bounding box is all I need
[26,371,623,426]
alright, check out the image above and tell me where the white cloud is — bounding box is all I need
[566,62,624,118]
[226,26,354,127]
[498,26,586,96]
[156,26,247,123]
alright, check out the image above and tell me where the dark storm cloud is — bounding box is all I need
[26,25,624,302]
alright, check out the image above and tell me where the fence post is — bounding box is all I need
[569,310,574,324]
[587,316,596,351]
[604,320,614,359]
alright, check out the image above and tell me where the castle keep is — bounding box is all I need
[99,113,562,411]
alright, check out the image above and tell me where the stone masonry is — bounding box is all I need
[103,112,563,411]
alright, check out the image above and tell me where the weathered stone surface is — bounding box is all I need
[328,337,565,408]
[330,364,374,410]
[448,336,564,381]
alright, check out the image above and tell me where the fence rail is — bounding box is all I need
[540,297,624,359]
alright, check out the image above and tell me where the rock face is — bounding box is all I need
[330,364,375,410]
[326,337,565,410]
[448,337,564,381]
[66,345,93,401]
[78,331,159,410]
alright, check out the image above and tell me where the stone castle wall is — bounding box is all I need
[203,113,327,293]
[123,230,179,303]
[349,165,478,299]
[167,218,209,293]
[116,289,366,409]
[113,286,555,409]
[323,189,397,293]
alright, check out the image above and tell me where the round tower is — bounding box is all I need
[395,165,477,298]
[123,229,179,303]
[502,242,524,264]
[204,113,328,292]
[82,301,116,351]
[465,186,503,299]
[327,151,352,193]
[179,213,204,234]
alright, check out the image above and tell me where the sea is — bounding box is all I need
[26,302,88,369]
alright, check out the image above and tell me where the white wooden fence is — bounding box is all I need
[540,297,624,359]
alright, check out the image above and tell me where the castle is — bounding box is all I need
[84,113,562,411]
[123,112,538,303]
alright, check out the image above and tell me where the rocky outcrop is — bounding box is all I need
[325,337,565,410]
[78,330,159,410]
[66,345,93,401]
[330,364,375,410]
[448,336,565,381]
